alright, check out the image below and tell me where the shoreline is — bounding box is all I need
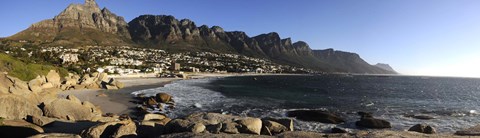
[59,77,181,115]
[57,73,241,115]
[54,73,478,136]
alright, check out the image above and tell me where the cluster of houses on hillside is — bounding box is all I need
[3,45,314,75]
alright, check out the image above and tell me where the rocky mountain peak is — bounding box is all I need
[281,38,292,46]
[266,32,280,39]
[292,41,308,48]
[180,19,195,27]
[292,41,311,51]
[85,0,98,7]
[253,32,281,44]
[101,7,111,14]
[10,0,131,45]
[211,26,224,33]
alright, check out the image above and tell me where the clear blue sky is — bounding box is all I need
[1,0,480,77]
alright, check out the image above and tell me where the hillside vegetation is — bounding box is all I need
[0,53,68,81]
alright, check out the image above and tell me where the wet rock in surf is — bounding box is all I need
[155,93,172,103]
[355,112,391,129]
[408,124,436,134]
[356,118,391,129]
[146,98,159,107]
[286,110,345,124]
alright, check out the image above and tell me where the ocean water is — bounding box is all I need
[132,75,480,133]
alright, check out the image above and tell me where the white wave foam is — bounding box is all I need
[131,78,243,118]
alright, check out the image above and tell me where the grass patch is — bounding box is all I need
[0,53,68,81]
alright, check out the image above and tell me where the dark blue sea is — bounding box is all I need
[132,75,480,133]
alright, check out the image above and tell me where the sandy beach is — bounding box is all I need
[58,78,180,115]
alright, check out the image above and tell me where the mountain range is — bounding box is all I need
[7,0,396,74]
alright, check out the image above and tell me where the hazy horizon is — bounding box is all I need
[1,0,479,77]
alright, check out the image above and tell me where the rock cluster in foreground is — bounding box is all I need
[0,70,126,137]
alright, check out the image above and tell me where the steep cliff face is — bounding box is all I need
[10,0,131,46]
[253,32,287,58]
[128,15,236,53]
[292,41,313,56]
[224,31,267,58]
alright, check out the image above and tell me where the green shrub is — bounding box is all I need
[0,53,68,81]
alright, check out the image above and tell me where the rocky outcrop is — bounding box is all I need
[28,77,44,93]
[81,119,137,138]
[43,96,101,121]
[190,123,206,133]
[60,72,124,91]
[286,110,345,124]
[0,94,43,120]
[46,70,61,87]
[165,119,194,134]
[158,131,349,138]
[262,118,293,131]
[262,120,288,135]
[0,71,108,123]
[161,112,294,136]
[7,70,122,94]
[408,124,436,134]
[0,74,32,97]
[355,112,391,129]
[236,118,262,135]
